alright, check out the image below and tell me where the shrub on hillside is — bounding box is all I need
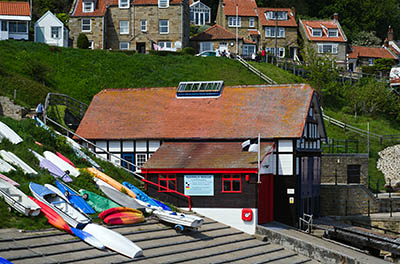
[149,50,181,56]
[182,47,195,55]
[24,58,52,86]
[77,33,90,49]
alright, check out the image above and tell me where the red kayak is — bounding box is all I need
[104,211,145,225]
[56,152,76,168]
[29,196,72,234]
[99,207,143,220]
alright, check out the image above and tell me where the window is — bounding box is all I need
[158,174,176,192]
[222,174,241,193]
[140,20,147,32]
[51,26,61,39]
[266,11,288,20]
[312,28,322,37]
[158,0,169,8]
[158,41,172,50]
[200,41,213,52]
[82,1,94,12]
[317,44,338,54]
[190,4,210,25]
[9,21,27,33]
[368,58,374,66]
[265,27,285,38]
[249,17,255,27]
[242,44,256,56]
[81,19,91,32]
[266,47,285,58]
[1,21,7,32]
[135,153,147,170]
[119,0,129,8]
[119,21,129,34]
[159,19,169,34]
[120,41,129,50]
[228,16,241,27]
[328,29,338,37]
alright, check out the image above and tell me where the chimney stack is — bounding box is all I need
[388,25,394,41]
[384,37,389,47]
[291,7,295,17]
[333,13,339,21]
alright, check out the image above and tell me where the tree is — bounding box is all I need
[77,33,90,49]
[352,31,382,46]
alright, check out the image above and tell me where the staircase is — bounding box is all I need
[236,56,277,85]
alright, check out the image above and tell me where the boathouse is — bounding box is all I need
[75,82,326,234]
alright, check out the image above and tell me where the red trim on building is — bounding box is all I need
[222,174,242,193]
[158,174,177,192]
[142,168,258,174]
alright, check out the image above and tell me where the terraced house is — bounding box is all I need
[69,0,190,52]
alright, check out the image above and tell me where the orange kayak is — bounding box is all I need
[103,211,144,225]
[99,207,143,220]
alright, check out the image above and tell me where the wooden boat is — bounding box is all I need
[0,150,37,175]
[123,181,171,211]
[94,178,146,210]
[0,121,23,144]
[0,178,41,216]
[87,167,135,198]
[55,180,95,214]
[29,182,91,229]
[0,158,15,173]
[82,223,143,258]
[78,189,120,213]
[0,173,19,187]
[153,209,204,231]
[56,152,76,168]
[43,151,80,177]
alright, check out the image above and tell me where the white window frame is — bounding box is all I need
[368,58,374,66]
[158,41,172,50]
[81,19,91,32]
[135,153,147,171]
[119,0,129,8]
[228,16,241,27]
[328,29,338,37]
[265,27,285,38]
[243,44,256,56]
[9,21,28,34]
[266,11,288,20]
[312,28,322,37]
[120,41,129,50]
[266,47,285,58]
[317,43,338,54]
[1,21,7,32]
[140,20,147,32]
[51,26,61,39]
[159,19,169,34]
[158,0,169,8]
[200,41,213,52]
[249,17,255,28]
[119,20,129,35]
[82,1,94,12]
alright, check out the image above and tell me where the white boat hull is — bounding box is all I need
[43,151,80,177]
[153,209,204,228]
[0,121,23,144]
[0,150,37,175]
[0,158,15,173]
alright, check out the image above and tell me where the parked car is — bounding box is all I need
[196,50,217,57]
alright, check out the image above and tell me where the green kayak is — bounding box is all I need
[79,189,120,213]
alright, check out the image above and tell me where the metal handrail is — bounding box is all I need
[236,56,277,84]
[141,178,192,211]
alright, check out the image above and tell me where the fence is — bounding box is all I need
[322,138,359,153]
[44,93,88,126]
[236,56,277,84]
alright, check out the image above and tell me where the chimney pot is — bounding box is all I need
[388,25,394,41]
[333,13,339,21]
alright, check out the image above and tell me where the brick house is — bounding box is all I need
[0,1,31,41]
[75,82,326,233]
[69,0,190,52]
[347,45,397,72]
[257,7,298,59]
[299,14,347,67]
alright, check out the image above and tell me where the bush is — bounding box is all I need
[182,47,195,55]
[24,58,52,86]
[149,50,181,56]
[77,33,90,49]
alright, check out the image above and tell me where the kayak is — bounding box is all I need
[55,180,95,214]
[43,151,80,177]
[0,158,15,173]
[103,211,145,225]
[123,181,171,211]
[99,207,143,220]
[0,121,23,144]
[39,159,73,183]
[78,189,120,213]
[0,150,37,175]
[153,209,204,229]
[0,173,20,187]
[73,148,102,171]
[56,152,76,168]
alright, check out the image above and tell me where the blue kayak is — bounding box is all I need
[55,180,95,214]
[122,181,171,211]
[0,257,13,264]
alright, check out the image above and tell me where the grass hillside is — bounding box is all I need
[0,40,299,108]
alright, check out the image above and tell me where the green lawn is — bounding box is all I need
[248,61,305,84]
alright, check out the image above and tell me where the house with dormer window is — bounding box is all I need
[299,14,348,67]
[190,1,210,26]
[0,1,31,41]
[258,7,297,59]
[69,0,189,52]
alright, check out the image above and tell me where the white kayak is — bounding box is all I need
[83,223,143,258]
[0,158,16,173]
[54,130,82,150]
[0,150,38,175]
[43,151,80,177]
[0,121,23,144]
[29,182,91,229]
[0,178,41,216]
[153,209,204,229]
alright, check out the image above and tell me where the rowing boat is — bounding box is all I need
[0,121,23,144]
[43,151,80,177]
[0,150,37,175]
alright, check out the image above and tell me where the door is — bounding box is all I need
[257,174,273,224]
[35,27,45,43]
[199,13,204,25]
[136,42,146,53]
[347,164,360,184]
[121,153,135,172]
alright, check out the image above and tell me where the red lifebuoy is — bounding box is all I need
[242,208,253,221]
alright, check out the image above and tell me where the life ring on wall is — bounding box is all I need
[242,208,253,221]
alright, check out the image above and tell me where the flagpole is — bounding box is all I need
[257,133,261,183]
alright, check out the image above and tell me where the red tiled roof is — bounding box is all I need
[257,7,297,27]
[0,1,30,16]
[248,29,260,36]
[142,142,274,170]
[348,46,397,59]
[300,19,346,42]
[223,0,257,17]
[191,24,240,41]
[75,84,314,140]
[134,0,181,5]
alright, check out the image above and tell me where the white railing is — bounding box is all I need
[299,213,313,233]
[236,55,277,84]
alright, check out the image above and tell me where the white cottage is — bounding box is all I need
[34,11,68,47]
[0,1,31,41]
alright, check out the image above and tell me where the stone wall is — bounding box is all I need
[321,154,369,185]
[69,16,104,49]
[0,96,27,120]
[320,184,380,216]
[259,26,297,49]
[105,8,131,50]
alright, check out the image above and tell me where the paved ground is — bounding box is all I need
[0,216,318,264]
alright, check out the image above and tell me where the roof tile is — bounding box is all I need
[300,19,346,42]
[191,24,240,41]
[257,7,297,27]
[223,0,257,17]
[348,46,397,60]
[0,1,30,17]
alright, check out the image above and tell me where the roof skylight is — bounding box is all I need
[177,81,224,97]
